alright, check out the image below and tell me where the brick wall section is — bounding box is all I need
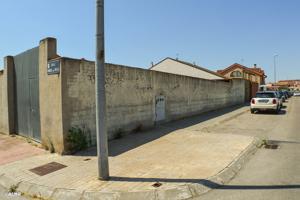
[59,58,245,149]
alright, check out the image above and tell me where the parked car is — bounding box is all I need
[283,91,291,99]
[278,91,286,102]
[250,91,281,114]
[294,91,300,96]
[275,91,283,108]
[286,91,293,98]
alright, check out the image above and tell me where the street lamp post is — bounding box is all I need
[95,0,109,180]
[273,54,279,83]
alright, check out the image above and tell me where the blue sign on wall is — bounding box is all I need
[47,60,60,75]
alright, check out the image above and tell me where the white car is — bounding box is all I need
[294,91,300,96]
[250,91,281,114]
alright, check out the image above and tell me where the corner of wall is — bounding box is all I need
[38,38,65,154]
[0,56,15,134]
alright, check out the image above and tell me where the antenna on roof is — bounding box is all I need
[193,61,196,65]
[151,61,154,67]
[176,53,179,60]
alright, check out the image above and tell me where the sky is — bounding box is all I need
[1,0,300,82]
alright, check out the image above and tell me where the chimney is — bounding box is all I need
[254,64,257,68]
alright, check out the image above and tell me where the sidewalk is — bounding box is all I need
[0,134,45,166]
[0,105,260,200]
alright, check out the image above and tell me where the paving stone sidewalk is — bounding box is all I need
[0,134,46,166]
[0,105,260,200]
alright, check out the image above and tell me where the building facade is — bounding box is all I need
[150,58,225,80]
[277,80,300,90]
[217,63,267,85]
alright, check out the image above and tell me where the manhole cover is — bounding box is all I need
[29,162,67,176]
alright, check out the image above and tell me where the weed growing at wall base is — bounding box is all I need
[67,127,88,153]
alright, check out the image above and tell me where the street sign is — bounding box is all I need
[47,60,60,75]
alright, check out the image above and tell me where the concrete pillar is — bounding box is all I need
[5,56,15,134]
[0,56,15,134]
[38,38,65,153]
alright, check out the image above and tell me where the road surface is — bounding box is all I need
[195,97,300,200]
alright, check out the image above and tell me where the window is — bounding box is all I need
[230,71,242,77]
[256,92,276,98]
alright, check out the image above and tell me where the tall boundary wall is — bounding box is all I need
[0,38,245,154]
[59,57,245,149]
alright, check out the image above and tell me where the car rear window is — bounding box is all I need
[256,93,275,98]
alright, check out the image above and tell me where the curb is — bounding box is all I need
[218,108,249,125]
[0,138,261,200]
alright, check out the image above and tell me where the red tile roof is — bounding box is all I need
[217,63,266,77]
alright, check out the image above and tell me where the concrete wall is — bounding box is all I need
[58,58,245,149]
[60,58,97,148]
[0,70,4,133]
[38,38,65,153]
[0,37,245,154]
[0,57,15,134]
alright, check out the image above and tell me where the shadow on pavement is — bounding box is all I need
[254,109,286,115]
[76,104,246,157]
[109,176,300,190]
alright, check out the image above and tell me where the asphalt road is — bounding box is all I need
[195,97,300,200]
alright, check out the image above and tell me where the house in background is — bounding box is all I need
[150,57,225,80]
[217,63,267,102]
[217,63,267,85]
[274,80,300,91]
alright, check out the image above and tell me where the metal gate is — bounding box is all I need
[14,47,41,141]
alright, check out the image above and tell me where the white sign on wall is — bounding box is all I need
[47,60,60,75]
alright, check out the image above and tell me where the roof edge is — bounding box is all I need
[150,57,226,79]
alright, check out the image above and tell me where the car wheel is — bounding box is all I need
[250,109,255,114]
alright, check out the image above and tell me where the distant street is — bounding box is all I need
[195,97,300,200]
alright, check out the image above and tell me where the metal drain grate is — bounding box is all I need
[29,162,67,176]
[152,182,162,188]
[264,144,279,149]
[262,140,280,149]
